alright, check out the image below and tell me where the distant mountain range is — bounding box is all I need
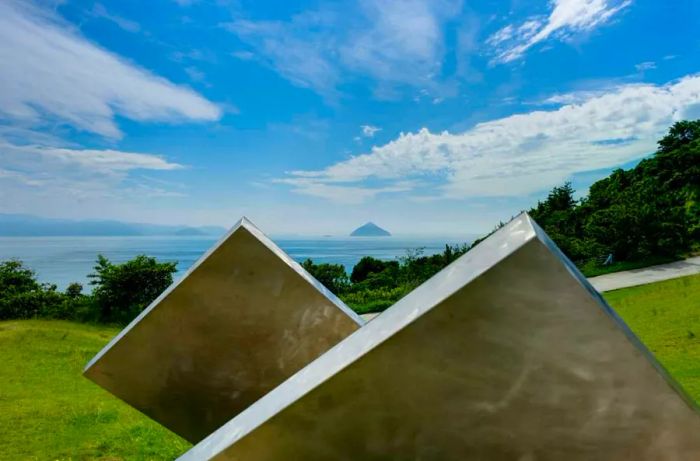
[0,214,226,237]
[350,222,391,237]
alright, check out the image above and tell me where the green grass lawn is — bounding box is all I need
[0,320,191,460]
[606,273,700,400]
[1,274,699,460]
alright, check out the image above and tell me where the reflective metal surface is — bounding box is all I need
[83,217,363,443]
[180,214,700,461]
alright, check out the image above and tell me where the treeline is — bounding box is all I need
[307,120,700,311]
[303,244,469,313]
[529,119,699,273]
[1,121,698,320]
[0,256,176,324]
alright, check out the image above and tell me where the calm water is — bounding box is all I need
[0,234,477,289]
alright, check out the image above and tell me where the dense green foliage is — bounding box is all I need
[301,259,349,294]
[0,260,87,321]
[90,254,177,324]
[0,255,176,324]
[529,120,700,272]
[305,246,469,313]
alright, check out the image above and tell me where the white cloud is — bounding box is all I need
[0,140,185,213]
[488,0,631,63]
[1,141,182,174]
[223,0,461,99]
[0,1,221,138]
[26,146,181,172]
[540,87,618,105]
[280,74,700,202]
[226,12,342,97]
[635,61,656,72]
[185,66,206,82]
[275,177,416,204]
[0,168,45,187]
[361,125,381,138]
[339,0,457,87]
[90,3,141,33]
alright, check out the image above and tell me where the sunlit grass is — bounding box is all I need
[605,273,700,401]
[0,320,190,460]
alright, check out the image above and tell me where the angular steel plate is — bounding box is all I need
[83,217,363,443]
[179,213,700,460]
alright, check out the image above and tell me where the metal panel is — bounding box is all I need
[83,217,363,443]
[180,214,700,460]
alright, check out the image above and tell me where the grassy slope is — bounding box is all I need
[0,320,190,460]
[606,273,700,400]
[1,274,699,460]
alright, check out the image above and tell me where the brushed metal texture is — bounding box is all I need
[179,213,700,460]
[83,217,363,443]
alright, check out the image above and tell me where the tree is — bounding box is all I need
[65,282,83,298]
[301,259,349,294]
[0,260,65,320]
[658,120,700,153]
[350,257,397,284]
[0,260,40,294]
[89,254,177,324]
[528,182,585,259]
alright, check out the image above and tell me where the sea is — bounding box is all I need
[0,234,478,290]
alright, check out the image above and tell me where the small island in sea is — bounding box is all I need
[350,222,391,237]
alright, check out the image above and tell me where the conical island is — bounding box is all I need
[350,222,391,237]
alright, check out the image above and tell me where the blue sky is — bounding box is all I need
[0,0,698,235]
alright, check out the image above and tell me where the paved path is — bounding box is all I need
[587,256,700,292]
[360,256,700,322]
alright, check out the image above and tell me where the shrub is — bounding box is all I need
[350,257,398,284]
[301,259,349,294]
[0,261,67,320]
[340,286,410,314]
[89,255,177,325]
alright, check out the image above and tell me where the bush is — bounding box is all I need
[350,257,398,283]
[89,255,177,324]
[0,261,67,320]
[301,259,349,294]
[0,260,40,294]
[341,286,410,314]
[0,255,178,324]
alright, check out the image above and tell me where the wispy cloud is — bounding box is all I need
[0,140,185,212]
[635,61,656,72]
[0,0,221,138]
[185,66,206,83]
[223,0,461,99]
[274,177,417,204]
[488,0,631,64]
[1,141,182,181]
[279,74,700,202]
[89,3,141,33]
[225,11,342,98]
[231,50,255,61]
[361,125,381,138]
